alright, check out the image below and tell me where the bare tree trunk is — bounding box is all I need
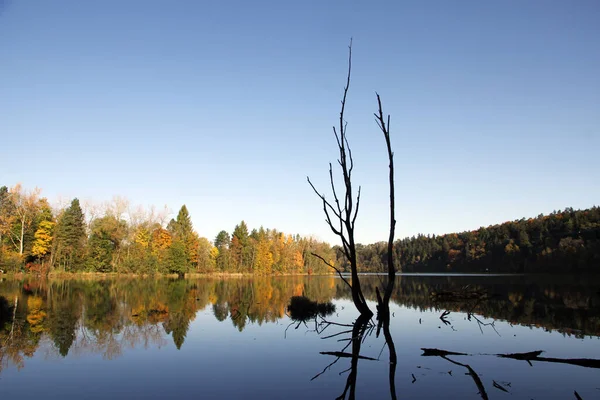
[375,94,396,303]
[19,215,25,255]
[308,41,372,318]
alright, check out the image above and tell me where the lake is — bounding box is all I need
[1,274,599,399]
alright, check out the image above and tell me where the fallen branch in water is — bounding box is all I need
[493,380,510,393]
[320,351,378,361]
[497,350,600,369]
[421,349,488,400]
[311,341,353,381]
[421,348,468,357]
[422,347,600,373]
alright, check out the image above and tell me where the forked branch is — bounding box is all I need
[306,39,372,317]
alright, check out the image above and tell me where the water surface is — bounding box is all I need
[1,275,599,399]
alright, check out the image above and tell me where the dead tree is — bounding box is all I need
[307,40,372,318]
[373,94,397,400]
[308,40,397,321]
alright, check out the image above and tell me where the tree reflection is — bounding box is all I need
[0,275,599,377]
[290,292,396,400]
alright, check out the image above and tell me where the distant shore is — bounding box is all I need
[0,271,328,279]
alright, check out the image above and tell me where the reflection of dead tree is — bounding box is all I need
[307,41,372,318]
[307,314,374,400]
[311,339,352,381]
[332,315,373,400]
[467,313,500,336]
[421,348,489,400]
[439,310,451,326]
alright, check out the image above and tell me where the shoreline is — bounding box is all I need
[0,271,330,280]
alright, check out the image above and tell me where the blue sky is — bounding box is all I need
[1,0,599,244]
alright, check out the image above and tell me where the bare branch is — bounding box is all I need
[329,164,344,219]
[310,252,351,289]
[352,186,361,227]
[307,177,342,221]
[306,39,372,318]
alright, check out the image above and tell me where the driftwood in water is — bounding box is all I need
[493,380,510,393]
[423,348,600,369]
[421,348,488,400]
[497,350,600,369]
[421,348,468,357]
[421,347,600,400]
[320,351,378,361]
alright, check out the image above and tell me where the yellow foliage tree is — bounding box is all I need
[134,227,150,248]
[151,228,172,254]
[31,220,55,260]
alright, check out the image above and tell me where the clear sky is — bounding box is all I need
[1,0,599,245]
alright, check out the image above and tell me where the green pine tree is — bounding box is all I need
[53,198,86,271]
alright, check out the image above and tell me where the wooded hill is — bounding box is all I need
[339,206,600,273]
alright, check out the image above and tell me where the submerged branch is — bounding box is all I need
[497,351,600,369]
[320,351,378,361]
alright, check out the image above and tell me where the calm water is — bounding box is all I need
[1,275,599,399]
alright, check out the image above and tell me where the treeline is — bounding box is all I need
[3,184,598,275]
[338,207,600,273]
[0,184,335,275]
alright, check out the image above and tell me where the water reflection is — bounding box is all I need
[0,275,599,398]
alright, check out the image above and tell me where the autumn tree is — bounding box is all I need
[0,186,12,249]
[7,184,41,256]
[196,237,217,273]
[31,199,55,263]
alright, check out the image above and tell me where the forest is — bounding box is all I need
[0,184,335,275]
[1,184,598,275]
[340,206,600,273]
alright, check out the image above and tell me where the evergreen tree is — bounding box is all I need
[53,198,86,271]
[231,221,250,271]
[214,230,231,271]
[168,239,188,277]
[176,205,193,238]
